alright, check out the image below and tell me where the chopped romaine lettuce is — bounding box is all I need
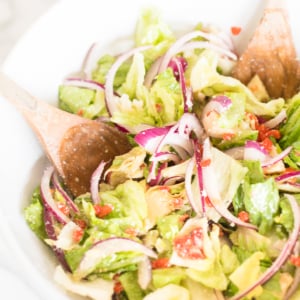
[243,178,280,234]
[24,187,46,240]
[119,271,145,300]
[190,49,284,117]
[135,7,175,69]
[150,68,184,125]
[280,92,300,148]
[59,85,107,119]
[92,54,131,89]
[151,267,186,289]
[229,252,265,299]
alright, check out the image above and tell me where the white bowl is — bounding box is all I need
[0,0,299,299]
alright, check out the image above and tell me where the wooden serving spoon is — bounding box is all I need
[231,0,300,99]
[0,72,132,197]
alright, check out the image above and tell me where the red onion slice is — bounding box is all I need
[104,46,151,116]
[178,40,237,61]
[185,157,202,214]
[75,237,157,279]
[90,161,106,204]
[224,147,245,160]
[193,139,206,213]
[284,263,300,300]
[40,166,70,224]
[138,256,152,290]
[148,162,168,186]
[263,109,287,129]
[144,56,163,88]
[230,194,300,300]
[261,146,292,168]
[159,30,236,73]
[168,57,190,112]
[275,170,300,183]
[63,78,105,91]
[276,182,300,193]
[81,42,99,79]
[150,151,180,164]
[134,126,171,153]
[177,113,204,141]
[44,208,70,271]
[244,140,269,162]
[202,139,257,230]
[52,172,79,213]
[161,175,184,185]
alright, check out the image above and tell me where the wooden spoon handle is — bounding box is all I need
[0,72,41,112]
[231,0,299,99]
[0,72,86,175]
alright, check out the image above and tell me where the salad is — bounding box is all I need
[24,7,300,300]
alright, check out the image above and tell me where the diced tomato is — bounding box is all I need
[72,228,84,243]
[204,196,213,208]
[246,112,259,130]
[174,227,206,260]
[155,103,163,113]
[264,129,281,139]
[222,133,235,141]
[256,123,281,141]
[57,203,70,216]
[290,255,300,267]
[77,108,84,116]
[159,186,170,191]
[238,210,249,223]
[125,227,138,236]
[231,26,242,35]
[260,137,273,153]
[179,214,189,223]
[74,219,87,229]
[206,109,220,118]
[200,159,211,167]
[173,197,184,209]
[114,281,124,294]
[151,257,170,269]
[284,167,298,174]
[94,204,113,218]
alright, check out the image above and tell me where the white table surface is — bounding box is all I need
[0,1,57,298]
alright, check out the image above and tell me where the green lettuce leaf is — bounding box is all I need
[186,260,228,291]
[150,68,184,125]
[274,195,294,234]
[24,187,47,240]
[220,244,240,275]
[190,50,284,117]
[58,85,107,119]
[105,146,147,187]
[92,54,131,89]
[203,145,248,221]
[135,7,175,69]
[229,251,265,299]
[230,227,277,259]
[119,271,145,300]
[98,180,148,233]
[183,277,223,300]
[280,92,300,148]
[151,267,186,289]
[143,284,190,300]
[156,214,185,242]
[257,272,293,300]
[243,178,280,234]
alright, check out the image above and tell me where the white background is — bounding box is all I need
[0,0,57,65]
[0,0,57,298]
